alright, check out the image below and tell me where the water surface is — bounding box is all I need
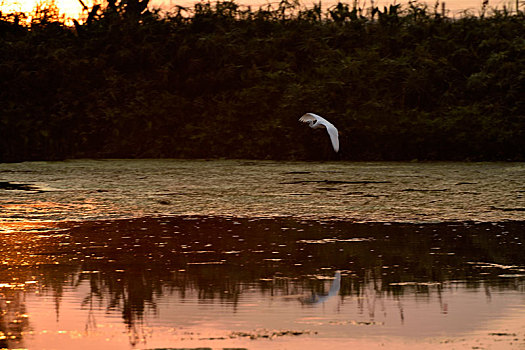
[0,160,524,349]
[1,159,524,223]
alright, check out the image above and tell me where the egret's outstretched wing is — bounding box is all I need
[299,113,317,123]
[300,113,332,129]
[324,123,339,152]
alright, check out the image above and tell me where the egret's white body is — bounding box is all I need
[299,113,339,152]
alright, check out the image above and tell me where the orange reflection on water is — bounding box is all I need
[0,221,60,234]
[2,200,97,214]
[1,199,106,235]
[0,221,68,268]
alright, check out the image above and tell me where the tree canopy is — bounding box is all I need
[0,1,524,161]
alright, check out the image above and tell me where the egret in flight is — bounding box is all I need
[299,113,339,152]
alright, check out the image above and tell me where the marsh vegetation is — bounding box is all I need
[0,1,524,161]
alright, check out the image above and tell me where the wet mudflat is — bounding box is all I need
[0,160,524,349]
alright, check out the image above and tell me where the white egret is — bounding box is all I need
[299,113,339,152]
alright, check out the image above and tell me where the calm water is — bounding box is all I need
[0,159,524,349]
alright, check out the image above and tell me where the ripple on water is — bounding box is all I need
[0,160,524,223]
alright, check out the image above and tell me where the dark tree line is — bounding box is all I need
[0,1,524,161]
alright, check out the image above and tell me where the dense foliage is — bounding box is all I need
[0,1,524,161]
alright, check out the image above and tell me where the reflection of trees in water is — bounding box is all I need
[70,219,525,312]
[0,271,33,349]
[0,289,29,349]
[75,269,156,346]
[1,217,524,342]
